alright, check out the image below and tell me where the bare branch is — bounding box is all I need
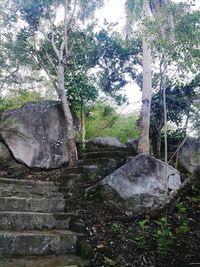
[51,30,61,61]
[42,46,58,75]
[31,52,56,89]
[67,39,75,58]
[40,25,61,61]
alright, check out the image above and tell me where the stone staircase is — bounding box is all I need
[0,145,135,266]
[0,178,86,266]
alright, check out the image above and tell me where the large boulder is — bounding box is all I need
[0,101,68,169]
[179,137,200,174]
[87,137,124,148]
[87,154,181,213]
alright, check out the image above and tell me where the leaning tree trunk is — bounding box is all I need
[138,35,152,155]
[57,64,77,165]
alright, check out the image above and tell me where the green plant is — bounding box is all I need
[192,196,200,204]
[111,223,123,235]
[134,219,149,247]
[154,217,174,256]
[192,187,200,204]
[175,202,190,235]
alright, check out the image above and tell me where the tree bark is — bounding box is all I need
[80,99,86,149]
[57,64,77,165]
[138,35,152,154]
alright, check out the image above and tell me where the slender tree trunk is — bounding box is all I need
[80,99,86,149]
[162,55,168,200]
[57,64,77,165]
[138,35,152,154]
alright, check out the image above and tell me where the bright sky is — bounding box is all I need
[95,0,200,113]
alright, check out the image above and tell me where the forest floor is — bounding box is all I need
[65,177,200,267]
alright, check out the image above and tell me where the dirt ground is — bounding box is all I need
[65,177,200,267]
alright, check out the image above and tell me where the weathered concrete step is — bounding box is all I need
[0,197,65,212]
[0,212,74,230]
[0,178,60,194]
[77,157,125,166]
[0,189,63,199]
[83,146,127,152]
[0,255,89,267]
[64,165,100,175]
[0,230,78,255]
[81,150,133,159]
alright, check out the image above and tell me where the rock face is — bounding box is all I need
[88,154,181,212]
[0,142,11,161]
[87,137,124,148]
[179,137,200,174]
[125,138,139,154]
[0,141,27,176]
[1,101,68,169]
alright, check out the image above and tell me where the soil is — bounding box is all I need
[64,175,200,267]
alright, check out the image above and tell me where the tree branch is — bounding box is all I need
[40,26,61,61]
[42,46,58,75]
[31,52,56,89]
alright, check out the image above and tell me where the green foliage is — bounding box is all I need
[192,187,200,204]
[134,219,149,247]
[154,217,174,256]
[85,102,139,143]
[0,90,44,113]
[103,257,117,266]
[175,203,190,235]
[111,223,123,236]
[64,24,141,111]
[150,76,200,157]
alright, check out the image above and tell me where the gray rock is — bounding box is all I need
[0,141,27,176]
[125,138,138,152]
[0,142,11,161]
[87,154,181,212]
[1,101,68,169]
[179,137,200,174]
[87,137,124,148]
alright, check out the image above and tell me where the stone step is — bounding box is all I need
[64,165,100,175]
[81,150,133,159]
[77,157,123,166]
[0,255,89,267]
[0,230,78,255]
[0,197,65,212]
[0,189,63,199]
[83,146,127,152]
[0,212,74,230]
[0,178,60,195]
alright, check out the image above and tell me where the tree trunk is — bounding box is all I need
[138,35,152,154]
[80,100,86,149]
[57,64,77,165]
